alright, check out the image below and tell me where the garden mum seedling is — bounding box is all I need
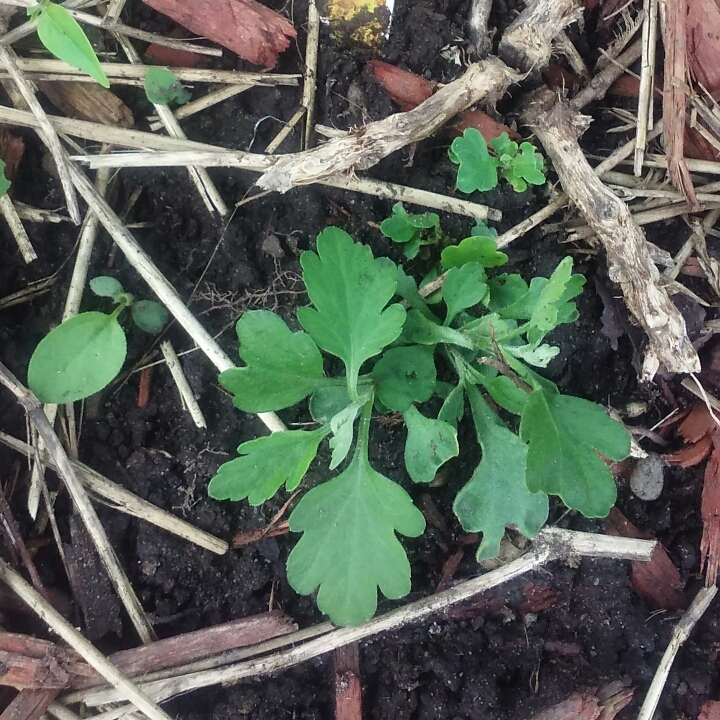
[27,277,168,404]
[449,129,546,193]
[29,1,109,88]
[210,228,631,626]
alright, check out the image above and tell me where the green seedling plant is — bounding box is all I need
[28,276,168,404]
[29,1,109,88]
[0,160,11,198]
[144,67,191,106]
[209,227,631,627]
[380,203,442,259]
[381,204,507,271]
[449,129,546,193]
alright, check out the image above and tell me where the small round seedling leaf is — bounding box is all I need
[144,67,191,105]
[403,404,459,483]
[309,385,353,424]
[27,311,126,403]
[448,128,499,193]
[131,300,168,333]
[0,160,10,198]
[441,236,508,270]
[371,345,436,411]
[89,276,124,300]
[37,4,109,88]
[442,263,488,326]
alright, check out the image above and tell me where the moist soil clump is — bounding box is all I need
[0,1,716,719]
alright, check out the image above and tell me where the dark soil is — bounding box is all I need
[0,1,718,719]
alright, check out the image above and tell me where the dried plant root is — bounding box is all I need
[498,0,583,74]
[256,57,518,192]
[524,90,700,379]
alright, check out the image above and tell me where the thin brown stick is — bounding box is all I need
[662,0,698,209]
[334,644,362,720]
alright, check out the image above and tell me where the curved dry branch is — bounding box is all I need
[524,90,700,379]
[499,0,583,73]
[257,57,519,192]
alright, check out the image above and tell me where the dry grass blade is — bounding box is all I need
[636,586,718,720]
[0,428,228,555]
[7,59,297,85]
[0,363,156,644]
[74,529,655,708]
[0,558,173,720]
[0,44,80,224]
[115,34,228,216]
[633,0,658,175]
[0,193,35,262]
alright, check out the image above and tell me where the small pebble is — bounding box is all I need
[630,453,665,501]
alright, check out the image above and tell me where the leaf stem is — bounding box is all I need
[354,397,374,462]
[109,296,130,321]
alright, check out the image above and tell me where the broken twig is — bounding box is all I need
[525,90,700,379]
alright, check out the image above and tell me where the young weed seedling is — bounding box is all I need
[29,1,109,88]
[380,203,442,259]
[381,204,506,270]
[144,67,191,106]
[28,277,168,403]
[210,228,631,626]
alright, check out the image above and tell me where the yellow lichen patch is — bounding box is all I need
[321,0,390,47]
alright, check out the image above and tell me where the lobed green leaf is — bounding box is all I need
[442,263,487,326]
[297,227,406,399]
[287,449,425,626]
[380,203,438,244]
[403,405,458,483]
[441,236,508,270]
[448,128,498,193]
[520,389,631,517]
[371,345,436,412]
[208,428,329,505]
[144,67,191,105]
[220,310,324,412]
[454,385,548,560]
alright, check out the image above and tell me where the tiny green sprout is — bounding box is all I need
[210,228,631,626]
[380,203,440,259]
[449,129,547,193]
[144,67,191,106]
[0,160,11,198]
[27,277,168,404]
[490,134,546,192]
[441,222,508,269]
[30,1,109,88]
